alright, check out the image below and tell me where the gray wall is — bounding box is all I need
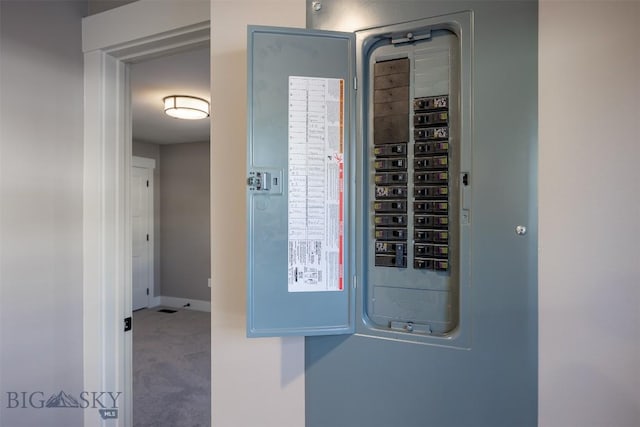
[160,142,211,302]
[87,0,137,15]
[0,2,86,426]
[133,141,162,297]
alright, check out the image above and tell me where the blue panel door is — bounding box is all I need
[247,26,356,337]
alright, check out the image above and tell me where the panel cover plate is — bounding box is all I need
[246,26,356,337]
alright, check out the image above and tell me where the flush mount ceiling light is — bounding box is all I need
[163,95,210,120]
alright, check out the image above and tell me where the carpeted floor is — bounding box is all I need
[133,308,211,427]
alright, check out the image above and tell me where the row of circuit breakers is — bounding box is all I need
[373,57,450,271]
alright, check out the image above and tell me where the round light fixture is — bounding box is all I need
[163,95,210,120]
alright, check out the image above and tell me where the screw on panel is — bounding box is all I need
[312,1,322,11]
[515,225,527,236]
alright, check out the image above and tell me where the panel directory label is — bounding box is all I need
[287,76,344,292]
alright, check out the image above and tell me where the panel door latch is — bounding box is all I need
[247,170,283,194]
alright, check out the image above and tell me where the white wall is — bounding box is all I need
[210,1,306,426]
[0,2,85,426]
[539,1,640,426]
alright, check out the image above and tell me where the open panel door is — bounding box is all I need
[247,26,355,337]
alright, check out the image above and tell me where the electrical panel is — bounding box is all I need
[364,29,462,337]
[247,16,472,344]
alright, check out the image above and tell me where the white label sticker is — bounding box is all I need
[287,76,344,292]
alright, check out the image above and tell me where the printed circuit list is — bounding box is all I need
[287,76,344,292]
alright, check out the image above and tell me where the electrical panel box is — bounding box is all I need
[247,13,472,346]
[363,24,468,340]
[246,27,356,336]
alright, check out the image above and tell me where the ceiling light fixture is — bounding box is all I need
[163,95,210,120]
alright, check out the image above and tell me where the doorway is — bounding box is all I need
[129,45,211,426]
[129,46,211,312]
[82,3,210,426]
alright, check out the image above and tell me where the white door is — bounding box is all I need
[132,159,154,310]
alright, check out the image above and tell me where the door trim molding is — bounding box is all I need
[132,155,156,170]
[82,2,209,426]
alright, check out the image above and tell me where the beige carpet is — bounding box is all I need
[133,308,211,427]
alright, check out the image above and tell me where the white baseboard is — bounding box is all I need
[149,296,211,312]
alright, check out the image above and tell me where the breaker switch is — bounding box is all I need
[375,172,407,184]
[414,244,449,258]
[415,141,449,156]
[414,258,449,271]
[414,229,449,243]
[376,241,403,254]
[374,201,407,213]
[414,111,448,127]
[374,143,407,157]
[375,228,407,240]
[414,186,448,199]
[376,186,407,199]
[413,95,448,112]
[414,201,448,214]
[414,171,448,184]
[414,215,449,228]
[375,255,407,268]
[375,214,407,226]
[414,156,448,170]
[414,126,449,141]
[375,159,406,171]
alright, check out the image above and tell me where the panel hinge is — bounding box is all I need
[124,317,132,332]
[353,76,357,91]
[146,288,149,296]
[146,234,149,241]
[146,180,149,187]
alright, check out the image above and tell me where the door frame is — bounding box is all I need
[132,156,155,310]
[82,2,209,426]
